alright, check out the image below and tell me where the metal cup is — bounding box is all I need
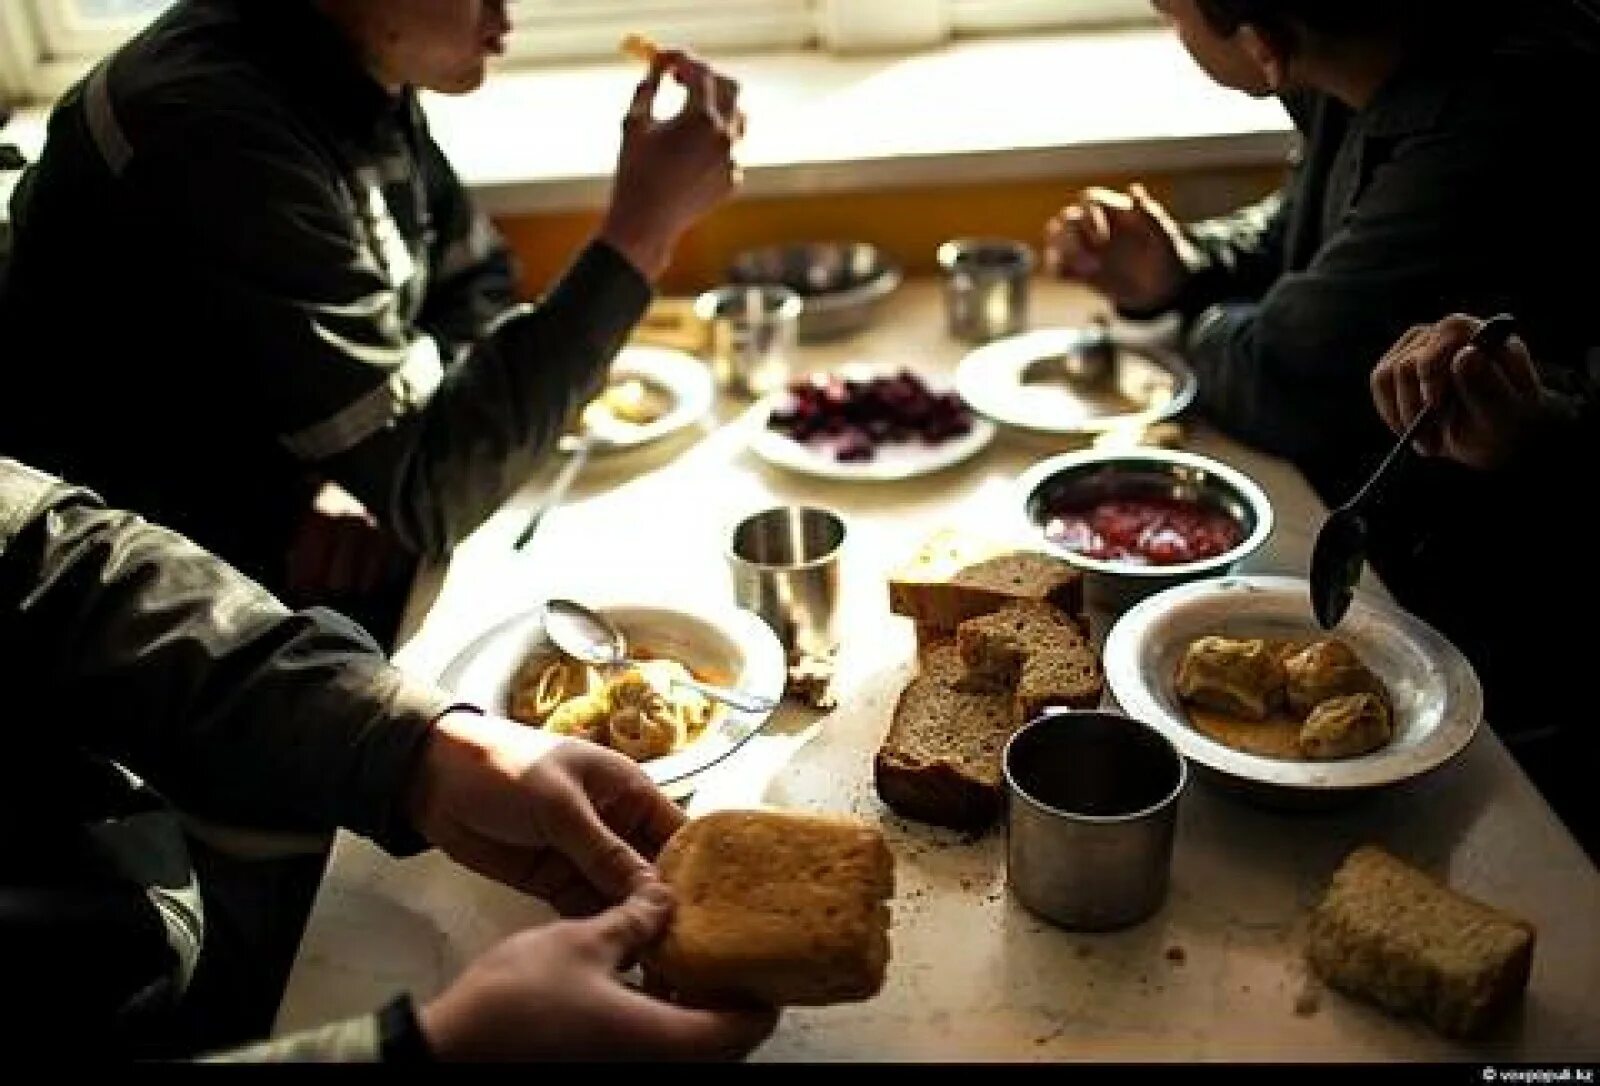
[1003,709,1187,931]
[694,284,803,398]
[727,505,845,661]
[937,238,1035,343]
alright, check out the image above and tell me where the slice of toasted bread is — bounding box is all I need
[1307,846,1536,1038]
[888,529,1083,634]
[956,600,1103,722]
[875,642,1019,830]
[642,810,894,1008]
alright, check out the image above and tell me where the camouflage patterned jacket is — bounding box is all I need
[0,458,450,1060]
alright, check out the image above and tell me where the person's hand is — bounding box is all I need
[418,880,779,1061]
[600,49,744,280]
[1043,184,1192,312]
[1370,314,1554,471]
[406,711,686,916]
[285,479,409,603]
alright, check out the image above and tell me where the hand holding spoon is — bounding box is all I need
[1309,313,1519,629]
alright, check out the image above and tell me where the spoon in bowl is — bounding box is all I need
[1308,313,1519,629]
[542,598,780,715]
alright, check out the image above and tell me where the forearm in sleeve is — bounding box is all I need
[1171,188,1294,319]
[0,461,447,850]
[333,238,651,558]
[136,113,650,563]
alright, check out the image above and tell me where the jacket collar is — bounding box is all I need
[232,0,403,141]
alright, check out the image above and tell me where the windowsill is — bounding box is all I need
[2,27,1295,218]
[426,27,1294,214]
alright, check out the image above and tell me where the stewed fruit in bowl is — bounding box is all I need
[766,369,974,463]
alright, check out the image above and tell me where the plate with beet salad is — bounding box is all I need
[750,366,997,482]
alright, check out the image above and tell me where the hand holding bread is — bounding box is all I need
[601,35,746,279]
[407,710,686,916]
[417,880,778,1061]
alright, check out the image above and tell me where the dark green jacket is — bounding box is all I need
[0,0,649,616]
[1149,15,1600,504]
[0,457,448,1059]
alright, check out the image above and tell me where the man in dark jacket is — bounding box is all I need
[0,456,776,1060]
[0,0,742,644]
[1045,0,1600,504]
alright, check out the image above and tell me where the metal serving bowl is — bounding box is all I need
[727,242,903,342]
[1015,448,1274,614]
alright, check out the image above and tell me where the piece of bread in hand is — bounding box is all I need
[1307,845,1536,1038]
[619,32,659,63]
[642,809,895,1007]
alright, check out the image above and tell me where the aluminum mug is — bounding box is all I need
[937,238,1035,343]
[727,505,845,661]
[1003,709,1187,931]
[694,284,803,398]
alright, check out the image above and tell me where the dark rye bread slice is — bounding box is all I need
[889,529,1084,635]
[1307,846,1536,1039]
[641,810,895,1007]
[875,642,1018,831]
[956,600,1104,721]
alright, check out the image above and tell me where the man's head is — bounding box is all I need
[317,0,511,95]
[1152,0,1460,97]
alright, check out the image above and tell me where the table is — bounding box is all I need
[276,280,1600,1061]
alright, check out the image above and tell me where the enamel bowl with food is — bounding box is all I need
[728,242,902,342]
[1102,575,1482,806]
[1015,448,1273,614]
[437,598,786,795]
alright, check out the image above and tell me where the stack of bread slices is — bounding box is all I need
[876,529,1105,830]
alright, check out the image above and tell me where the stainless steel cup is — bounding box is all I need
[1003,709,1187,931]
[937,238,1035,343]
[727,505,845,661]
[694,284,803,398]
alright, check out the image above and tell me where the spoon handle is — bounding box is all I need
[673,675,779,715]
[513,437,594,551]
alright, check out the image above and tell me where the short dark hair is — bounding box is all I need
[1192,0,1469,53]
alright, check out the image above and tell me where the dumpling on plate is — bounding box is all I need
[1299,692,1392,759]
[545,689,611,743]
[1284,639,1381,719]
[1175,636,1287,721]
[605,668,686,761]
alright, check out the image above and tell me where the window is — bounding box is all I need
[0,0,1154,105]
[505,1,815,64]
[0,0,174,103]
[32,0,171,60]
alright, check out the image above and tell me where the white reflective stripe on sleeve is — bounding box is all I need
[0,459,60,541]
[278,335,445,462]
[85,61,134,176]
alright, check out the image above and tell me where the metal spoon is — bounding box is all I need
[1308,313,1519,629]
[512,433,597,552]
[542,598,780,715]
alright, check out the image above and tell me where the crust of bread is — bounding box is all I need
[1307,845,1536,1038]
[642,810,895,1007]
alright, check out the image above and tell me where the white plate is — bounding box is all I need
[955,327,1196,437]
[436,598,787,792]
[748,366,996,482]
[583,345,715,454]
[1102,575,1482,796]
